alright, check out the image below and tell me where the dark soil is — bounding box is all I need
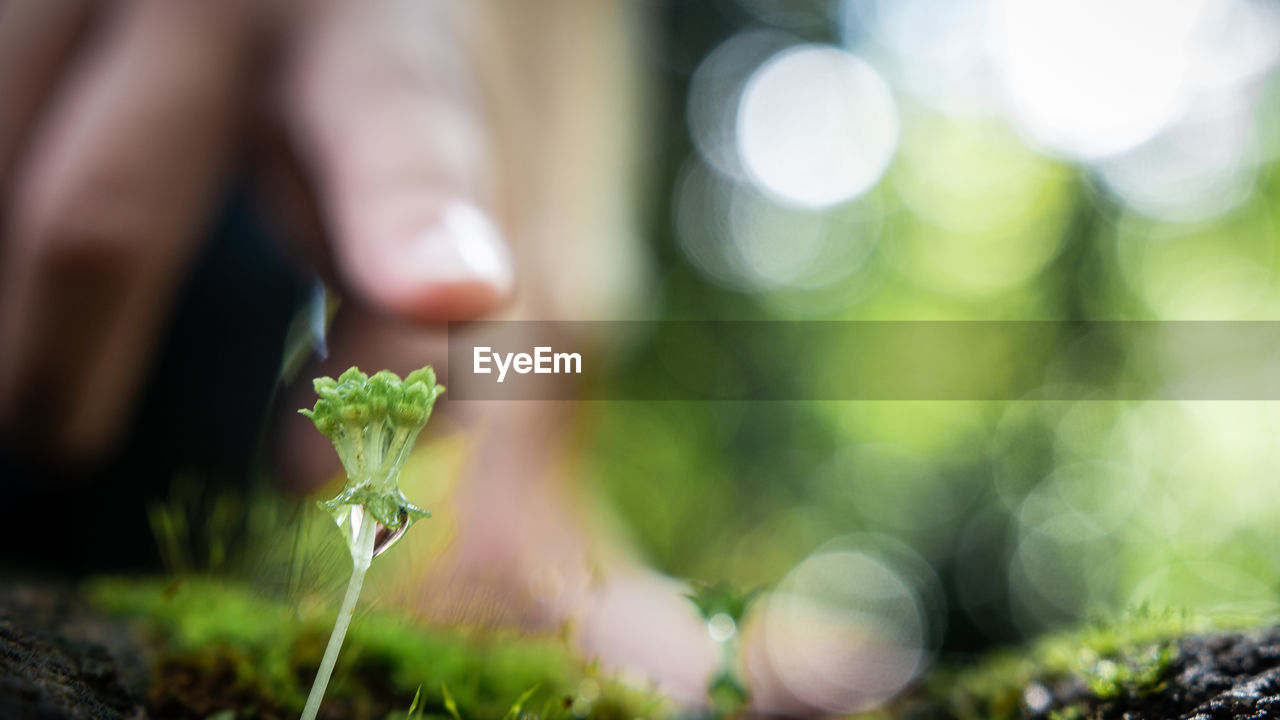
[0,580,494,720]
[0,581,305,720]
[1058,628,1280,720]
[0,584,148,720]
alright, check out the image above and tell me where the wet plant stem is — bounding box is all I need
[300,514,378,720]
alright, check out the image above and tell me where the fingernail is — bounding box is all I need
[404,203,514,293]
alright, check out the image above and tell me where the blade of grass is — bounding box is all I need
[407,685,423,720]
[442,683,463,720]
[502,684,541,720]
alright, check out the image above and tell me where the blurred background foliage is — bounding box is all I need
[578,0,1280,677]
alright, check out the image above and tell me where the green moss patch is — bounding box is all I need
[87,577,667,720]
[910,609,1216,720]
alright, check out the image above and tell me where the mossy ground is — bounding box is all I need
[933,609,1198,720]
[871,609,1280,720]
[87,577,668,720]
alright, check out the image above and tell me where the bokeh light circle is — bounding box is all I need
[1098,101,1261,223]
[737,45,899,208]
[987,0,1200,159]
[762,535,941,714]
[687,31,795,181]
[673,156,884,295]
[840,0,994,114]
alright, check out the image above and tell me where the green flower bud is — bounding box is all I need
[302,365,443,545]
[337,367,368,387]
[300,405,339,439]
[405,367,437,388]
[389,384,427,426]
[366,371,398,417]
[340,401,369,426]
[316,385,342,407]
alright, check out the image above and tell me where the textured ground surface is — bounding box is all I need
[1053,629,1280,720]
[0,584,148,720]
[14,577,1280,720]
[917,626,1280,720]
[3,577,657,720]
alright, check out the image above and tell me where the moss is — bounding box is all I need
[86,577,667,719]
[1045,703,1087,720]
[921,608,1212,720]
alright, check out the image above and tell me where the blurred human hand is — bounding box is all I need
[0,0,514,461]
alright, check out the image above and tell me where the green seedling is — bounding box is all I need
[406,685,425,720]
[297,366,444,720]
[686,581,759,718]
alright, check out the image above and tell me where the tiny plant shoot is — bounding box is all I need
[297,366,444,720]
[687,581,759,718]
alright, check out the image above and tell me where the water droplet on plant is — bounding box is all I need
[339,504,365,546]
[333,505,411,557]
[373,510,411,558]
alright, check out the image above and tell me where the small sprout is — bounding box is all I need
[707,672,750,718]
[686,581,759,718]
[502,683,541,720]
[407,685,424,720]
[442,683,463,720]
[297,366,444,720]
[686,581,758,629]
[300,366,443,531]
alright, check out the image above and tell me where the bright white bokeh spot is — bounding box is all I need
[688,31,793,180]
[1099,101,1259,223]
[841,0,995,114]
[988,0,1204,159]
[1093,0,1280,220]
[707,612,737,643]
[737,45,899,208]
[1185,0,1280,91]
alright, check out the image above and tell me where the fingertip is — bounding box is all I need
[379,279,512,324]
[345,201,514,323]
